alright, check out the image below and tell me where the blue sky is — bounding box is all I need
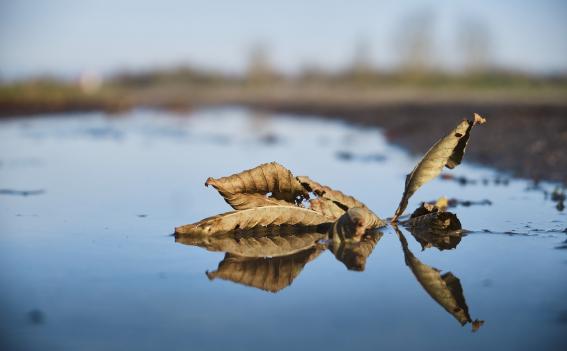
[1,0,566,78]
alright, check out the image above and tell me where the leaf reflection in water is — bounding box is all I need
[401,202,464,251]
[174,198,482,331]
[393,225,483,331]
[206,246,325,293]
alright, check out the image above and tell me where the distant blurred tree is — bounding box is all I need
[348,37,376,85]
[246,43,278,86]
[395,9,436,76]
[458,17,492,73]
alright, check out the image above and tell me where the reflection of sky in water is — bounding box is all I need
[0,108,565,351]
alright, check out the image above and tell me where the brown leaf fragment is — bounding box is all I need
[391,114,486,222]
[402,203,463,250]
[206,246,324,293]
[395,227,482,330]
[205,162,309,209]
[309,198,345,220]
[297,175,384,225]
[175,225,327,257]
[328,230,383,271]
[174,206,330,236]
[297,176,368,210]
[214,192,293,209]
[329,207,386,242]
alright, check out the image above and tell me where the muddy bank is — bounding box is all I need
[250,101,567,184]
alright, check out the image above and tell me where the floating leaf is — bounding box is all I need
[297,176,384,224]
[329,207,386,241]
[403,215,463,251]
[206,246,324,293]
[328,230,383,271]
[205,162,309,209]
[174,206,330,236]
[392,114,486,222]
[401,203,463,250]
[395,227,483,330]
[175,225,327,257]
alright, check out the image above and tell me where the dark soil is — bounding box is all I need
[251,101,567,184]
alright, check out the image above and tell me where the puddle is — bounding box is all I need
[0,107,565,350]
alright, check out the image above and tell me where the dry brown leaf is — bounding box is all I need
[391,113,486,222]
[396,227,483,330]
[309,198,345,220]
[404,214,463,251]
[329,207,386,241]
[175,225,327,257]
[402,203,463,250]
[328,230,383,271]
[205,162,309,209]
[206,246,324,293]
[297,176,368,210]
[434,196,449,211]
[298,176,384,225]
[405,211,462,234]
[214,192,293,210]
[174,206,330,236]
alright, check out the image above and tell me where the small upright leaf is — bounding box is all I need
[175,206,330,236]
[392,114,486,222]
[206,162,309,209]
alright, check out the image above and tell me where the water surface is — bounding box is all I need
[0,108,565,350]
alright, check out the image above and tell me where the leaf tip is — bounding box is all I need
[472,319,485,332]
[205,270,218,280]
[204,177,215,187]
[472,113,486,125]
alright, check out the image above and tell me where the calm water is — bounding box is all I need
[0,107,565,351]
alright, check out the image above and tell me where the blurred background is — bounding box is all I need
[1,0,566,180]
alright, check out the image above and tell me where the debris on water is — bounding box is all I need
[440,173,477,186]
[258,133,281,145]
[493,177,510,186]
[477,229,532,236]
[427,196,492,209]
[27,309,45,325]
[336,150,353,160]
[551,187,565,212]
[335,150,386,162]
[555,239,567,250]
[440,174,511,187]
[0,189,45,196]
